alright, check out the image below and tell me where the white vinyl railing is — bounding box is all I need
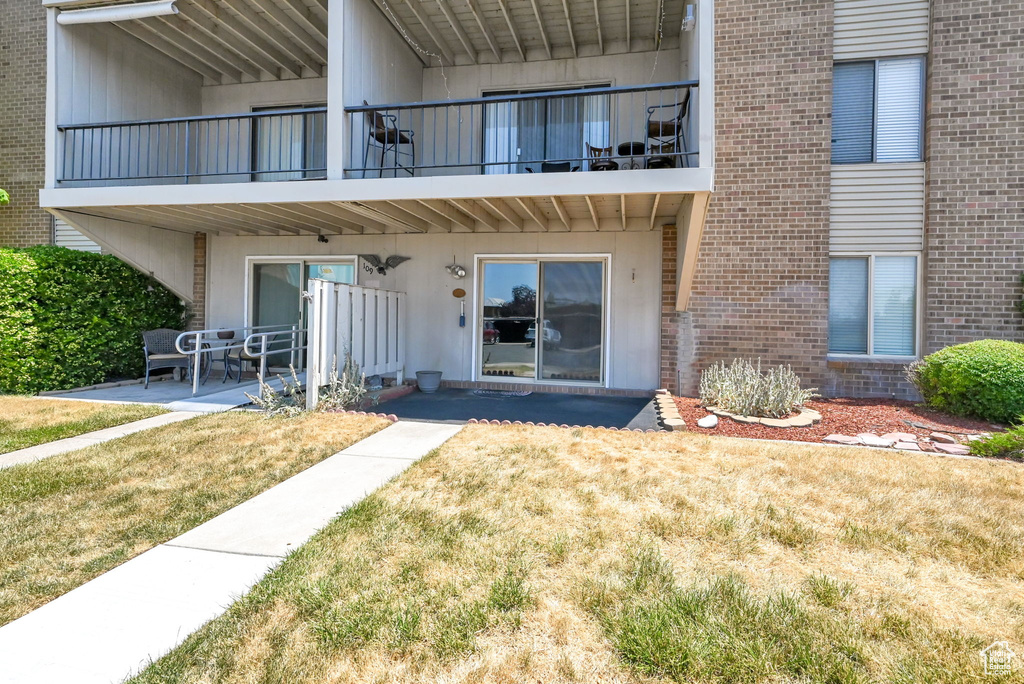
[306,279,406,409]
[176,324,304,397]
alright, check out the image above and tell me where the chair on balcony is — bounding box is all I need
[646,89,691,168]
[362,100,415,178]
[585,143,618,171]
[525,161,580,173]
[142,328,189,389]
[646,142,677,169]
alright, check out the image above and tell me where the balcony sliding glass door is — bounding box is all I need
[482,86,610,174]
[252,104,327,181]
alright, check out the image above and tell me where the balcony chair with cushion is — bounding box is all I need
[586,143,619,171]
[525,161,580,173]
[646,142,677,169]
[362,100,415,178]
[646,89,691,168]
[142,328,189,389]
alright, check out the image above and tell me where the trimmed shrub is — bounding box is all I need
[969,424,1024,462]
[906,340,1024,425]
[0,246,185,394]
[699,358,818,419]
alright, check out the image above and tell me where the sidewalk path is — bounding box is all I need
[0,420,463,684]
[0,412,202,470]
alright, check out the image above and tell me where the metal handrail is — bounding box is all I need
[57,106,328,131]
[243,328,308,397]
[175,324,301,397]
[345,80,699,112]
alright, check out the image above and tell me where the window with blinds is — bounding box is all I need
[832,57,924,164]
[828,255,918,356]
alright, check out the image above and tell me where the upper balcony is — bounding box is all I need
[56,81,697,185]
[42,0,714,227]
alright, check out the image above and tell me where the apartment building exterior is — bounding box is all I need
[22,0,1022,397]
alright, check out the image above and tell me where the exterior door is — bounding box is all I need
[250,259,355,368]
[479,258,606,384]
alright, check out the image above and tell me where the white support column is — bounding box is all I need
[44,8,58,189]
[326,0,345,179]
[697,0,715,172]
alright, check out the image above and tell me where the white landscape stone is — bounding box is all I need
[697,415,718,429]
[857,433,895,448]
[823,434,862,445]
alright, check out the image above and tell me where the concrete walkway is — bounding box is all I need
[0,420,463,684]
[0,412,202,470]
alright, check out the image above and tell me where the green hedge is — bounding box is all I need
[970,423,1024,461]
[907,340,1024,425]
[0,246,185,394]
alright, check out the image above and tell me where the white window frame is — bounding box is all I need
[827,252,922,361]
[471,253,612,388]
[243,255,358,329]
[832,56,926,164]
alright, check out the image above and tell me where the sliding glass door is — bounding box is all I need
[479,258,606,384]
[482,86,610,174]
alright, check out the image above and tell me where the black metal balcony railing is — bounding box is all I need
[346,81,698,178]
[57,107,327,185]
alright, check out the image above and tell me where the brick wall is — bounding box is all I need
[189,233,207,330]
[677,0,834,396]
[0,1,50,247]
[925,0,1024,350]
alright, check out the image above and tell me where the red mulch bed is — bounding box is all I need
[674,396,1001,444]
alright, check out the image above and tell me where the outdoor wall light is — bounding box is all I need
[57,0,178,25]
[446,263,467,279]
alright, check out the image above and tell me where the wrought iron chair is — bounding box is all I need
[525,161,580,173]
[646,142,677,169]
[142,328,188,389]
[223,346,261,384]
[362,100,415,178]
[585,142,618,171]
[646,89,691,168]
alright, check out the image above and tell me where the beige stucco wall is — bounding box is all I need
[206,231,662,390]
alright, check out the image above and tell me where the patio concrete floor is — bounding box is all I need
[380,388,658,430]
[46,375,272,413]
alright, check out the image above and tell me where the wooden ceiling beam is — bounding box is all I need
[448,198,498,231]
[196,204,308,234]
[528,0,552,59]
[435,0,477,63]
[464,0,501,62]
[480,197,524,231]
[225,0,322,75]
[176,1,284,78]
[319,202,389,233]
[367,0,429,66]
[649,193,661,230]
[347,202,428,233]
[188,0,304,78]
[620,194,627,230]
[239,203,355,235]
[495,0,526,61]
[399,0,456,65]
[295,202,378,233]
[113,22,222,82]
[550,196,570,230]
[418,199,475,231]
[151,15,255,81]
[585,195,600,230]
[514,196,548,231]
[248,0,327,61]
[277,0,328,44]
[559,0,577,57]
[625,0,630,51]
[593,0,603,53]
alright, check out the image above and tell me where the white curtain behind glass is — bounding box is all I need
[483,100,518,175]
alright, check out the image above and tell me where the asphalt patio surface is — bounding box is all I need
[381,387,657,429]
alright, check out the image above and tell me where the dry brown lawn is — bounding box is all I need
[134,425,1024,683]
[0,396,166,454]
[0,411,388,625]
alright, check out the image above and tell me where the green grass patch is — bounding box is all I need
[0,397,166,454]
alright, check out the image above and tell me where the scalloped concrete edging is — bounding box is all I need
[706,405,822,428]
[653,389,686,431]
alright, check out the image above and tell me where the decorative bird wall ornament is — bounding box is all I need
[360,254,411,275]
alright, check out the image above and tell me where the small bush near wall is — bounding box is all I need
[906,340,1024,425]
[0,246,185,394]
